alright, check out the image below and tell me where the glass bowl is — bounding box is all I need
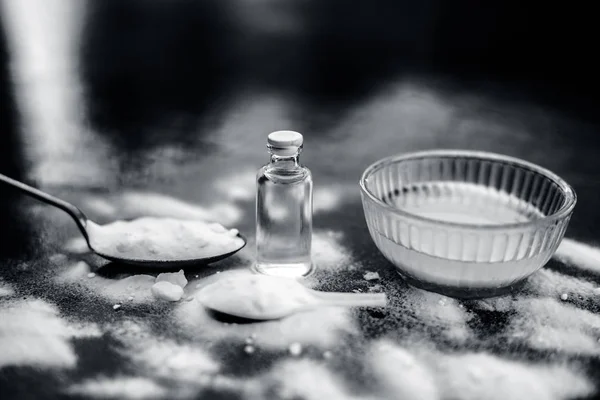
[359,150,576,298]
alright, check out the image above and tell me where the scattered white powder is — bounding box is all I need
[433,352,594,400]
[196,272,316,320]
[502,298,600,355]
[81,196,118,217]
[63,237,89,254]
[313,187,343,213]
[0,299,100,369]
[176,276,355,351]
[49,253,68,264]
[525,269,599,300]
[117,191,243,226]
[87,218,244,262]
[244,345,255,354]
[57,260,91,282]
[363,271,380,281]
[64,321,102,338]
[156,270,188,288]
[554,238,600,274]
[151,281,184,302]
[478,294,600,355]
[401,287,473,342]
[103,275,156,304]
[311,230,350,269]
[214,170,256,201]
[256,359,371,400]
[313,184,357,214]
[110,321,220,383]
[113,304,121,310]
[66,377,168,400]
[288,342,303,356]
[56,263,157,305]
[0,280,15,297]
[368,340,439,400]
[368,284,383,293]
[560,293,568,301]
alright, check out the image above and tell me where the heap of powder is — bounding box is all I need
[524,268,600,305]
[196,272,316,320]
[368,340,594,400]
[66,377,168,400]
[396,286,473,342]
[432,352,593,400]
[87,218,243,262]
[554,238,600,274]
[56,261,92,283]
[502,297,600,355]
[253,359,369,400]
[152,270,188,302]
[0,298,101,369]
[0,279,15,297]
[310,230,350,270]
[109,321,220,383]
[368,340,439,400]
[176,274,355,351]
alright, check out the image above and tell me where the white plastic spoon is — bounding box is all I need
[196,273,387,320]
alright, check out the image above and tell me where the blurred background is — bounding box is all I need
[1,0,599,255]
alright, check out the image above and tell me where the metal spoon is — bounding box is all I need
[195,272,387,320]
[0,173,246,267]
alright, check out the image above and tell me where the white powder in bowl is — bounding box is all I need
[87,217,244,262]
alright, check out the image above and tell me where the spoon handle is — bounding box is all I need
[313,291,387,308]
[0,173,89,241]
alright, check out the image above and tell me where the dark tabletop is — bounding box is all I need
[1,1,600,400]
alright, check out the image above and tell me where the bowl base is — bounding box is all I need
[395,270,527,299]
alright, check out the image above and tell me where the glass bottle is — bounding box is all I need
[254,130,314,277]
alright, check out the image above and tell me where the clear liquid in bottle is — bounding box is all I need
[254,130,314,277]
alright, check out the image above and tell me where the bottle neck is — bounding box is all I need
[269,153,300,168]
[270,151,300,168]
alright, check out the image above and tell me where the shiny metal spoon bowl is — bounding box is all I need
[0,173,246,267]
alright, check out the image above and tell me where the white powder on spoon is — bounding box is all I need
[176,271,355,351]
[87,217,244,262]
[196,273,317,320]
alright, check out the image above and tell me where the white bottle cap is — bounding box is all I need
[267,130,303,156]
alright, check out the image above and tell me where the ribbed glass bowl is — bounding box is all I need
[359,150,576,298]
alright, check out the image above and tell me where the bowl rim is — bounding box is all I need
[359,149,577,230]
